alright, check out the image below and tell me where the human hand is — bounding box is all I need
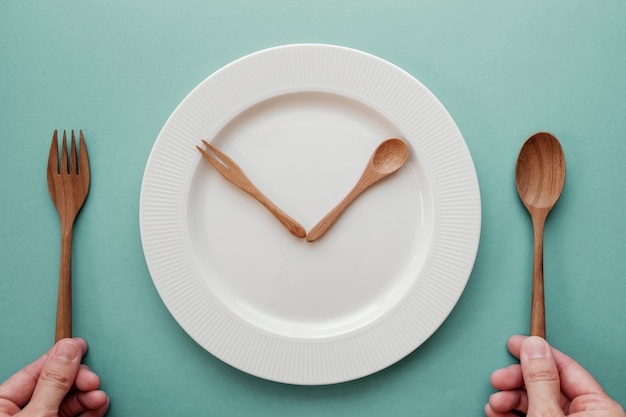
[0,338,109,417]
[486,335,625,417]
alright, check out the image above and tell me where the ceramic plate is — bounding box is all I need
[140,44,481,385]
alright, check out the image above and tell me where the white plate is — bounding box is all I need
[140,44,481,385]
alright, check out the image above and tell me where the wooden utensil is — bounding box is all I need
[515,132,565,338]
[306,138,409,243]
[197,140,307,238]
[47,130,90,342]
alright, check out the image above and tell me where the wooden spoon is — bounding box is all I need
[515,132,566,338]
[306,138,409,242]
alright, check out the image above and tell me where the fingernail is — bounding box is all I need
[55,340,80,360]
[523,336,550,359]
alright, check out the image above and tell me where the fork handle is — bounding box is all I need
[55,225,73,342]
[247,188,307,238]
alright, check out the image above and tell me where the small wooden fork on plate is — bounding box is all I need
[197,140,306,238]
[47,130,90,342]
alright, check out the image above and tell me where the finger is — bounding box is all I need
[75,364,101,392]
[0,338,88,412]
[0,352,48,410]
[506,334,527,358]
[60,389,110,416]
[520,336,564,417]
[77,395,110,417]
[484,402,521,417]
[551,351,608,401]
[508,335,608,400]
[490,364,523,391]
[490,371,570,414]
[25,339,84,414]
[489,390,527,413]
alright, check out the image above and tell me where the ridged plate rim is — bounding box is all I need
[139,44,481,385]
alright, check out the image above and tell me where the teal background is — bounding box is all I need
[2,1,625,415]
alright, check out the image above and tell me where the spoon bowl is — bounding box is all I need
[306,138,409,242]
[371,138,410,175]
[515,132,566,338]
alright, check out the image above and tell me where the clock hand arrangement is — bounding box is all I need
[197,137,409,242]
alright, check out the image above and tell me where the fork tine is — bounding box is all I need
[70,130,77,175]
[202,140,238,168]
[48,130,59,175]
[197,144,228,175]
[78,130,89,178]
[61,130,69,174]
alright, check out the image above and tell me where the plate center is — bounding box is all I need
[186,91,434,338]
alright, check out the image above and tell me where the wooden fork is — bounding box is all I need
[47,130,90,342]
[197,140,306,238]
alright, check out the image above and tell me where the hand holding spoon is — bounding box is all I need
[197,140,307,238]
[515,132,566,338]
[306,138,409,242]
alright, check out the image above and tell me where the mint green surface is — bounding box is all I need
[2,1,625,415]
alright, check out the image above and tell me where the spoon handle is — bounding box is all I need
[306,186,363,242]
[55,221,73,342]
[530,215,547,338]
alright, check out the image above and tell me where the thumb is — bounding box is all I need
[520,336,564,417]
[26,339,83,415]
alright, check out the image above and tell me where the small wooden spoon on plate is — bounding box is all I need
[306,138,409,242]
[515,132,566,338]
